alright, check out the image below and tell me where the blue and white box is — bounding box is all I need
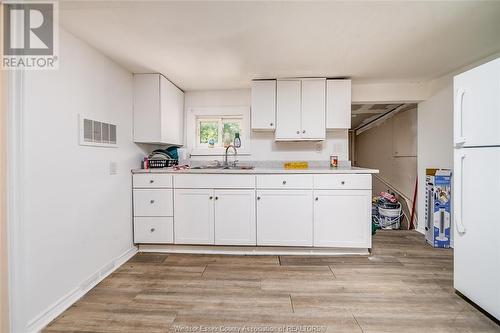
[425,169,452,248]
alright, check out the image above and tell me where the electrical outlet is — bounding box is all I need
[109,161,118,175]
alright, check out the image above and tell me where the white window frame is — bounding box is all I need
[187,107,250,156]
[196,116,243,149]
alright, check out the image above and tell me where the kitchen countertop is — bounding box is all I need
[132,166,379,174]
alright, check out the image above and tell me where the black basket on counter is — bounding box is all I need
[148,159,178,168]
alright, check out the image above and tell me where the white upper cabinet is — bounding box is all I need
[276,80,302,140]
[133,73,184,145]
[251,80,276,130]
[276,79,326,140]
[301,79,326,139]
[326,79,351,129]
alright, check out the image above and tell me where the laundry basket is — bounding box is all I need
[377,201,402,229]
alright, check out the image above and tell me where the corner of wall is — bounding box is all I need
[26,247,137,333]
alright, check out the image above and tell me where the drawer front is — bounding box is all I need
[256,175,313,189]
[133,174,173,188]
[174,174,255,189]
[314,174,372,190]
[133,189,173,216]
[134,217,173,244]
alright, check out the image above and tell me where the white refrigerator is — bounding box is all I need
[453,57,500,320]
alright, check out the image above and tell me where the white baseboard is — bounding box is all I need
[26,246,138,333]
[139,244,370,256]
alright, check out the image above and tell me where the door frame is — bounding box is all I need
[4,67,27,332]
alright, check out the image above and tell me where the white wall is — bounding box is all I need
[416,52,500,234]
[417,85,453,233]
[356,107,417,198]
[184,89,348,162]
[14,29,144,331]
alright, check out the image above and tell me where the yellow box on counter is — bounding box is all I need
[283,161,309,169]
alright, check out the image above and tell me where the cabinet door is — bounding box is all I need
[256,190,313,246]
[251,80,276,130]
[214,190,256,245]
[174,189,215,244]
[326,80,351,129]
[454,58,500,147]
[313,190,371,248]
[301,79,326,139]
[160,76,184,146]
[133,74,161,143]
[276,80,301,140]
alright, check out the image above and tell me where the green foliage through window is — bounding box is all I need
[199,121,219,144]
[223,121,241,143]
[197,117,242,147]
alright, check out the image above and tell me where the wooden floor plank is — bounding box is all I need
[43,230,500,333]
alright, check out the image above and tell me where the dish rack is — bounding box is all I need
[148,159,178,168]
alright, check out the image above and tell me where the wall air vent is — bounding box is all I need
[79,115,118,147]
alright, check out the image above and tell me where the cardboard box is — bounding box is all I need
[425,169,452,248]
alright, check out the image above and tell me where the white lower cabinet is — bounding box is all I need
[134,217,174,244]
[313,190,371,248]
[174,189,215,245]
[174,188,256,245]
[256,190,313,246]
[214,190,256,245]
[133,172,374,249]
[133,189,173,217]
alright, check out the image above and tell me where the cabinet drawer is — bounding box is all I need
[133,189,173,216]
[133,174,172,188]
[314,174,372,190]
[256,175,313,189]
[134,217,173,244]
[174,174,255,189]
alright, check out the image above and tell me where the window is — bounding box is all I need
[187,106,250,156]
[196,116,242,148]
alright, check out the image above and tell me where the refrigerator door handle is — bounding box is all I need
[455,152,466,234]
[455,89,466,147]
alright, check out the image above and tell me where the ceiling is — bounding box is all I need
[351,103,417,130]
[59,1,500,91]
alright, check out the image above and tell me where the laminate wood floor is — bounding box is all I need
[44,231,500,333]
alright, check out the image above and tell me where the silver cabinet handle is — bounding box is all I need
[150,199,155,204]
[296,130,300,134]
[341,181,345,185]
[209,196,213,200]
[315,197,319,201]
[302,130,306,134]
[150,228,155,232]
[149,179,154,183]
[257,196,261,200]
[215,196,219,200]
[282,180,287,185]
[270,122,273,127]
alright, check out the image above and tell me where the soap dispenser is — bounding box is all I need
[234,133,241,148]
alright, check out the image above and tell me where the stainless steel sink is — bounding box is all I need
[190,165,223,169]
[191,165,254,170]
[221,165,254,170]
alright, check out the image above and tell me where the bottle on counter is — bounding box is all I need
[234,132,241,148]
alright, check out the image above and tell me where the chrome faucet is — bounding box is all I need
[224,145,238,167]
